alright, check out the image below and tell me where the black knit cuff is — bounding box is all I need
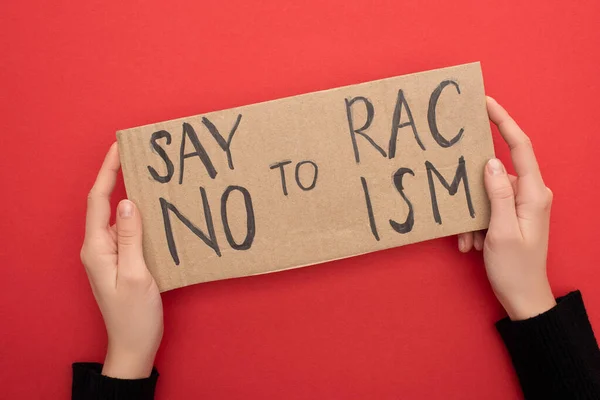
[496,290,597,350]
[496,290,600,397]
[72,362,158,400]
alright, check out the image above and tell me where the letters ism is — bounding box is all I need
[146,79,474,265]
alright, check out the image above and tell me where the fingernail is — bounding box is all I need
[487,158,504,175]
[458,237,465,252]
[119,200,133,218]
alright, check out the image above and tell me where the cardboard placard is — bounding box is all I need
[117,62,494,292]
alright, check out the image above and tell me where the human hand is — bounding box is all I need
[458,97,556,321]
[80,142,163,378]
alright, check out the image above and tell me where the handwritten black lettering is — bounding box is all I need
[179,122,217,184]
[202,114,242,170]
[270,160,292,196]
[389,168,415,233]
[345,96,387,163]
[389,89,425,157]
[221,186,256,250]
[360,176,380,241]
[294,160,318,191]
[159,187,221,265]
[148,130,174,183]
[428,80,464,148]
[425,156,474,224]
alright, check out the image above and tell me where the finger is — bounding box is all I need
[508,174,518,195]
[116,200,146,276]
[458,232,474,253]
[484,158,521,238]
[473,230,485,251]
[86,143,120,234]
[518,186,553,239]
[109,223,117,242]
[486,97,545,188]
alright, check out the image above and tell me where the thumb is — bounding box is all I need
[484,158,520,237]
[116,200,146,273]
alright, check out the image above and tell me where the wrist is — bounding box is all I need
[503,286,557,321]
[102,346,156,379]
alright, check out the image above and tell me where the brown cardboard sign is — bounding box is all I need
[117,62,494,292]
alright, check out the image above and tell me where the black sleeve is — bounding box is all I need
[72,362,158,400]
[497,290,600,399]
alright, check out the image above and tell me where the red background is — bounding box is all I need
[1,1,599,398]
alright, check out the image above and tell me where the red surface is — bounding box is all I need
[1,1,599,398]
